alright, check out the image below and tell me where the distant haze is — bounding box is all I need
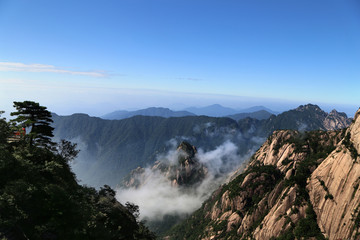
[1,90,358,120]
[1,1,359,118]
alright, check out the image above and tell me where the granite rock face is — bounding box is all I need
[323,109,353,130]
[308,108,360,239]
[168,108,360,240]
[122,141,207,189]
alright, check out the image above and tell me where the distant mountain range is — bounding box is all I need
[101,104,277,120]
[184,104,239,117]
[52,104,352,188]
[227,110,273,121]
[52,114,243,188]
[101,107,195,120]
[238,105,279,115]
[184,104,278,117]
[167,108,360,239]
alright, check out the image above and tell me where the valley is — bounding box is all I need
[51,103,355,237]
[166,108,360,239]
[2,1,359,239]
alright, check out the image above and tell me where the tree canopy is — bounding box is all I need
[0,101,156,239]
[10,101,55,149]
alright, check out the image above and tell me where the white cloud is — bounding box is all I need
[115,140,251,221]
[0,61,108,78]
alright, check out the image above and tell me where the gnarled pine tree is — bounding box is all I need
[10,101,55,149]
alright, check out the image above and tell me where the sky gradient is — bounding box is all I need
[1,0,359,116]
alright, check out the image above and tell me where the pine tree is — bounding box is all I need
[0,111,10,146]
[10,101,55,149]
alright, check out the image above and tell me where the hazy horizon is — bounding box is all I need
[1,0,359,118]
[1,93,358,119]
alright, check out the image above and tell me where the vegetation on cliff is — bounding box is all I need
[0,102,155,240]
[166,129,348,239]
[52,104,352,188]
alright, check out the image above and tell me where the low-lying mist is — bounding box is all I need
[115,139,258,222]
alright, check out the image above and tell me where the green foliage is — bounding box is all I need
[166,207,210,240]
[10,101,55,149]
[260,104,329,135]
[343,132,359,161]
[168,127,345,239]
[213,220,227,232]
[0,113,156,239]
[281,158,292,165]
[0,114,10,147]
[318,178,334,201]
[283,131,338,204]
[275,204,325,240]
[51,103,350,188]
[351,203,360,236]
[293,204,325,239]
[352,179,360,200]
[57,139,80,162]
[272,141,282,156]
[226,163,283,203]
[146,214,186,236]
[325,194,334,200]
[273,229,295,240]
[167,164,283,239]
[52,114,245,187]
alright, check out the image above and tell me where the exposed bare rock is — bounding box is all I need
[349,108,360,153]
[250,130,299,173]
[121,166,145,188]
[323,109,353,130]
[308,108,360,239]
[227,212,242,232]
[167,108,359,240]
[122,141,207,189]
[253,186,304,239]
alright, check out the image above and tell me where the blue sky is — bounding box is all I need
[0,0,359,116]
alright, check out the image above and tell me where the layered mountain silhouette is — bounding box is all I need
[238,105,279,115]
[101,105,277,120]
[101,107,195,120]
[184,104,239,117]
[166,108,360,239]
[52,104,352,188]
[123,141,207,189]
[183,104,277,117]
[227,110,272,121]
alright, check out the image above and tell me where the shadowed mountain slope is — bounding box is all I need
[166,108,360,239]
[52,104,352,188]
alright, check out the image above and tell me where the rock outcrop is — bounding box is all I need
[308,109,360,239]
[323,109,353,130]
[122,141,207,188]
[167,108,360,240]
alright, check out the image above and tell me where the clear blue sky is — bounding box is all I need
[0,0,359,116]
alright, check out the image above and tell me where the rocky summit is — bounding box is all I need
[167,108,360,240]
[122,141,208,189]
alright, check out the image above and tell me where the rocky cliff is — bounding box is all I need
[123,141,207,189]
[52,104,352,189]
[167,108,360,240]
[323,109,353,130]
[308,109,360,239]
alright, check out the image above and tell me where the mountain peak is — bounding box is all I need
[349,107,360,153]
[295,103,322,112]
[101,107,195,120]
[177,141,197,158]
[185,104,238,117]
[355,108,360,121]
[328,109,348,118]
[123,141,206,189]
[168,115,359,239]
